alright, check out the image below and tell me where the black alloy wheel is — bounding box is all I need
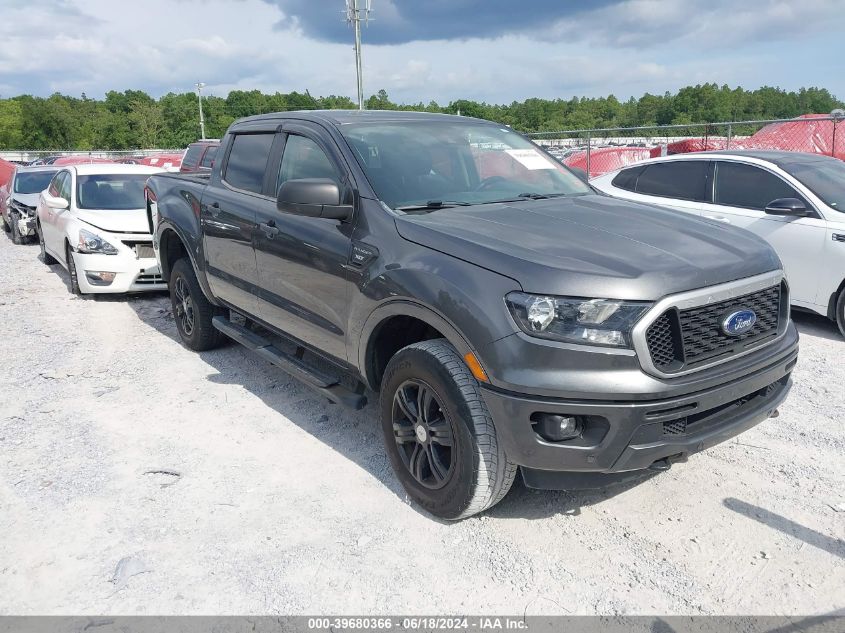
[173,275,195,337]
[391,379,456,489]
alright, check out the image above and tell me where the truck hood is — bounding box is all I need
[74,207,150,234]
[394,194,781,300]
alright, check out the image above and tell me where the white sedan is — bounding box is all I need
[591,150,845,337]
[36,164,167,295]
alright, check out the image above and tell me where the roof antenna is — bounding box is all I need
[345,0,372,111]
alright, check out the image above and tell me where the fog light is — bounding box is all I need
[85,271,116,286]
[531,413,583,442]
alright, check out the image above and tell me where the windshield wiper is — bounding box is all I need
[394,200,473,212]
[516,192,570,199]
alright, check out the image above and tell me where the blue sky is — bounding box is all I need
[0,0,842,104]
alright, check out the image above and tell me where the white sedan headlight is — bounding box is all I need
[77,229,118,255]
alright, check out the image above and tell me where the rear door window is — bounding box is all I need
[223,133,275,194]
[200,145,218,169]
[635,161,709,201]
[183,144,204,169]
[714,161,806,211]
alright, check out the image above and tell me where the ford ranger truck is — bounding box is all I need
[146,111,799,520]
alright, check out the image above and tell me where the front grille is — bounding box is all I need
[660,375,788,437]
[647,283,783,373]
[136,273,163,285]
[122,240,155,259]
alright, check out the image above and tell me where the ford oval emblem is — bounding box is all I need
[722,309,757,336]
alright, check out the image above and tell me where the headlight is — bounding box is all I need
[505,292,651,348]
[77,228,118,255]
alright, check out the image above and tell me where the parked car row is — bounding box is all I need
[9,111,843,519]
[3,162,167,294]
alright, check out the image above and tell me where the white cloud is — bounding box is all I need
[0,0,841,104]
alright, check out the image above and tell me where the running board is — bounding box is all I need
[211,316,367,410]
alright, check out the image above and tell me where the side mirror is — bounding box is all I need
[764,198,809,217]
[276,178,352,221]
[44,193,69,210]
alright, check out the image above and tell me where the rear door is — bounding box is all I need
[200,129,277,317]
[253,122,355,361]
[705,160,826,304]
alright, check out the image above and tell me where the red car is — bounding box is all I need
[180,140,219,173]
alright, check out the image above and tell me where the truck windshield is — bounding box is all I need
[14,171,58,194]
[781,159,845,212]
[76,174,149,210]
[339,120,590,209]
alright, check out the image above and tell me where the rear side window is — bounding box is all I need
[183,144,204,169]
[636,161,709,201]
[200,145,218,169]
[611,165,646,192]
[715,161,806,211]
[223,133,275,194]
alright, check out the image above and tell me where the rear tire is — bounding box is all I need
[836,287,845,339]
[38,224,57,265]
[379,339,516,520]
[169,258,225,351]
[65,243,82,295]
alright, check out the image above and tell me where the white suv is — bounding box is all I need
[35,164,166,295]
[592,150,845,337]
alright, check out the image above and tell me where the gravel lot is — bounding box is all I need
[0,233,843,616]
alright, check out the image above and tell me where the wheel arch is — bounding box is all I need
[358,300,475,392]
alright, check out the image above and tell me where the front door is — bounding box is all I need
[253,125,355,361]
[705,160,827,304]
[201,131,277,316]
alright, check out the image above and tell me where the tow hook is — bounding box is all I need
[649,453,688,472]
[770,409,780,418]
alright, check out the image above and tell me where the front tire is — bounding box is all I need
[10,216,23,245]
[38,224,57,265]
[169,258,225,351]
[836,287,845,339]
[65,243,83,295]
[380,339,516,520]
[1,214,9,232]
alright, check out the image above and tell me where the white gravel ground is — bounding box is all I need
[0,233,843,616]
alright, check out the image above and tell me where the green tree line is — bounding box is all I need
[0,83,840,150]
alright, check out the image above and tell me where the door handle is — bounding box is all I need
[208,201,221,216]
[703,214,731,223]
[259,221,279,239]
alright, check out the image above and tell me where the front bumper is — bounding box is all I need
[17,215,36,236]
[481,325,798,488]
[72,251,166,294]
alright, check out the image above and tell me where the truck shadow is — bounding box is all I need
[723,497,845,559]
[124,295,671,522]
[791,310,843,342]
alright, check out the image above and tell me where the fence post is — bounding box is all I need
[726,124,732,150]
[586,134,591,178]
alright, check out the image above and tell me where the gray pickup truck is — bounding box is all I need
[146,110,798,519]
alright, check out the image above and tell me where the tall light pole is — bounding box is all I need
[195,82,206,140]
[345,0,371,110]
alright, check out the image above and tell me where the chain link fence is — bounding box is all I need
[0,149,182,163]
[528,114,845,178]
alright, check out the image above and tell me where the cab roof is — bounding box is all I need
[232,109,491,127]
